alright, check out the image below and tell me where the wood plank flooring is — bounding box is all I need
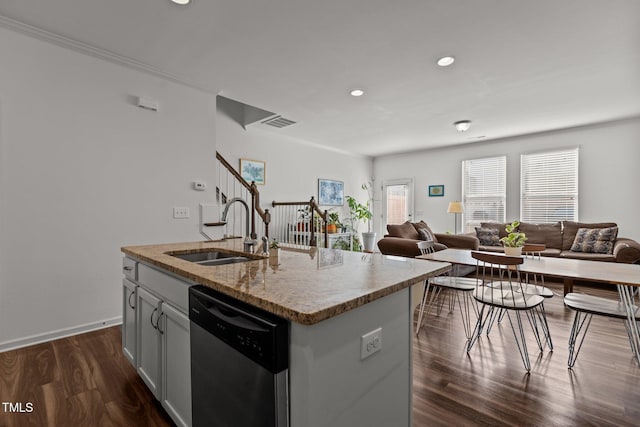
[0,327,173,427]
[413,281,640,426]
[1,281,639,426]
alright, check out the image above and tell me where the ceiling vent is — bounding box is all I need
[260,115,296,128]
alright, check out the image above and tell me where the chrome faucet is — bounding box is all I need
[262,236,269,255]
[221,197,256,252]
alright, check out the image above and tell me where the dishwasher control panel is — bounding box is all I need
[189,285,289,374]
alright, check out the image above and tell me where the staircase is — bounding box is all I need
[206,151,328,249]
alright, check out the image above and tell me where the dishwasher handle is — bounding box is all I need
[207,304,269,333]
[190,290,274,334]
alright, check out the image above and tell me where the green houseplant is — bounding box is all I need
[346,183,376,252]
[327,211,341,234]
[500,220,527,256]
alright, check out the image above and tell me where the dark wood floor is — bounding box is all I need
[413,281,640,426]
[0,326,173,427]
[1,282,639,426]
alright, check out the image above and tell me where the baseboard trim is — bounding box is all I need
[0,317,123,353]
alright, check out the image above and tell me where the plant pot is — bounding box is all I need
[361,232,377,252]
[504,246,523,257]
[269,248,280,259]
[327,224,337,234]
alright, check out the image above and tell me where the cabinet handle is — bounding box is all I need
[157,312,164,335]
[150,307,158,330]
[123,266,133,271]
[128,291,135,309]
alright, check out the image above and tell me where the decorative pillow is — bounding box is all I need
[417,228,434,242]
[570,227,618,254]
[475,227,501,246]
[413,220,439,243]
[386,221,419,240]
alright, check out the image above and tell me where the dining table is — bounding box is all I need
[417,248,640,364]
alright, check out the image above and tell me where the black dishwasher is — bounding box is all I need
[189,285,289,427]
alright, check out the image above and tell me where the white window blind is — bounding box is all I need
[462,156,506,233]
[520,148,578,223]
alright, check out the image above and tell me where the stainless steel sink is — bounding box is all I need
[197,257,251,266]
[170,251,252,266]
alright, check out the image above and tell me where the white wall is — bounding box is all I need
[374,118,640,241]
[0,27,217,349]
[216,96,373,230]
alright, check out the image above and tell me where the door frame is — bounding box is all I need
[381,178,414,236]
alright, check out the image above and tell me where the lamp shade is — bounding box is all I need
[447,201,463,214]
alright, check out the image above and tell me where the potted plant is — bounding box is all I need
[269,239,280,258]
[327,211,341,234]
[500,220,527,256]
[346,183,376,252]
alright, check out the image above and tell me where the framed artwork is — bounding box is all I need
[239,158,266,185]
[318,179,344,206]
[428,185,445,197]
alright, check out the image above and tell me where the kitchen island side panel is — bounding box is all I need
[289,287,411,427]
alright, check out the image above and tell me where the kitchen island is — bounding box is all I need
[122,239,450,427]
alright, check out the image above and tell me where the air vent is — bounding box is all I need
[260,115,296,128]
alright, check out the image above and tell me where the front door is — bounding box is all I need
[382,179,414,234]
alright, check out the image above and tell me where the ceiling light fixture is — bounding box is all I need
[350,89,364,97]
[171,0,191,5]
[437,56,455,67]
[454,120,472,132]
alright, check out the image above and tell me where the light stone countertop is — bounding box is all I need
[122,239,451,325]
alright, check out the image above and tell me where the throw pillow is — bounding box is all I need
[413,220,439,243]
[570,227,618,254]
[417,228,434,242]
[475,227,501,246]
[386,221,420,240]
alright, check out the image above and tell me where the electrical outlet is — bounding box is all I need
[360,327,382,360]
[173,207,190,219]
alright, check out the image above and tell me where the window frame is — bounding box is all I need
[461,155,507,233]
[520,147,579,223]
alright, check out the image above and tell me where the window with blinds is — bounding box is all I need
[520,148,578,223]
[462,156,506,233]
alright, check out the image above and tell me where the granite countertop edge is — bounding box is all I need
[122,240,451,325]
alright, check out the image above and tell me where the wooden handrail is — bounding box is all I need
[216,151,270,239]
[216,152,252,192]
[272,197,327,247]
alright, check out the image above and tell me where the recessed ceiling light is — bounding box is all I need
[454,120,471,132]
[437,56,455,67]
[171,0,191,5]
[350,89,365,97]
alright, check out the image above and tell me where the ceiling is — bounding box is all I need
[1,0,639,157]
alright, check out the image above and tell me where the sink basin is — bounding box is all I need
[171,251,252,266]
[197,257,251,266]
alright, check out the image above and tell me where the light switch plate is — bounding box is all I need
[173,207,190,219]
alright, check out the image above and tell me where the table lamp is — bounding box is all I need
[447,201,464,234]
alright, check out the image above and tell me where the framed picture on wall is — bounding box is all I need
[318,179,344,206]
[428,185,445,197]
[239,158,266,185]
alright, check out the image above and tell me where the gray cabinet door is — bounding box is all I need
[137,286,162,399]
[122,279,138,367]
[161,302,192,427]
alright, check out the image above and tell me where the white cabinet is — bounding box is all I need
[122,278,138,367]
[123,257,192,427]
[136,286,162,399]
[161,302,192,427]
